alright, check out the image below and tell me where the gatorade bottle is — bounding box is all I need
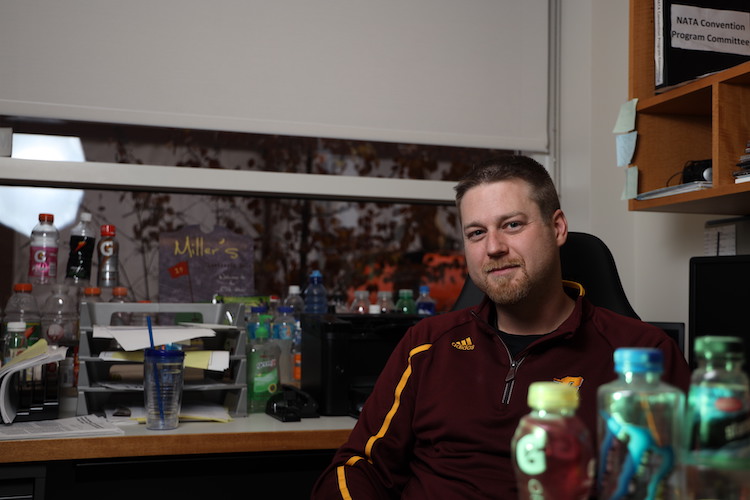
[97,224,119,288]
[64,212,96,286]
[511,382,595,500]
[28,213,59,285]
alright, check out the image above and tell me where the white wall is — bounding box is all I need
[559,0,715,329]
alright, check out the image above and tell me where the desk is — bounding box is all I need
[0,414,356,464]
[0,404,356,500]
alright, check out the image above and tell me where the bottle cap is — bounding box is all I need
[695,336,745,360]
[614,348,663,374]
[310,270,323,279]
[101,224,116,237]
[80,212,92,222]
[84,287,101,296]
[6,322,26,332]
[354,290,369,299]
[527,381,579,411]
[112,286,128,297]
[398,289,413,298]
[368,304,381,314]
[13,283,32,293]
[288,285,301,295]
[419,285,430,294]
[39,213,54,222]
[378,290,393,299]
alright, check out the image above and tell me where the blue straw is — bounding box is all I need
[146,316,165,422]
[147,315,155,348]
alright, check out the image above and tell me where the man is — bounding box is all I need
[311,155,690,499]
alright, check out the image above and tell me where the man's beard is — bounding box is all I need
[478,259,532,305]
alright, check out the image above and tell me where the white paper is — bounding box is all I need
[92,325,216,351]
[671,5,750,57]
[0,415,124,440]
[0,341,68,424]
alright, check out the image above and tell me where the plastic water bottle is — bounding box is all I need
[377,290,396,313]
[28,213,59,285]
[597,348,685,499]
[683,336,750,499]
[304,270,328,314]
[97,224,119,288]
[415,285,437,315]
[64,212,96,286]
[3,321,27,365]
[283,285,305,319]
[511,381,595,500]
[247,306,271,340]
[3,283,42,347]
[395,289,416,314]
[109,286,132,326]
[42,284,79,394]
[246,321,281,413]
[272,305,296,386]
[349,290,370,314]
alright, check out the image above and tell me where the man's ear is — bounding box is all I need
[551,209,568,247]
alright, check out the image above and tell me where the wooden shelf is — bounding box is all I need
[628,0,750,215]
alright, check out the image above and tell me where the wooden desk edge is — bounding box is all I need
[0,428,351,463]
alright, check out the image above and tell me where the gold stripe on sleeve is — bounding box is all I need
[364,343,432,459]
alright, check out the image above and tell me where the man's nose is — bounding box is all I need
[485,231,509,257]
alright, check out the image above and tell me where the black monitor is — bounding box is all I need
[689,255,750,373]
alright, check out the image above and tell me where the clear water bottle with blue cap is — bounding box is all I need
[415,285,436,315]
[597,347,685,499]
[304,270,328,314]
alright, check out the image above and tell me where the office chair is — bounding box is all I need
[451,231,640,320]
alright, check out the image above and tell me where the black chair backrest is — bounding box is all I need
[451,231,640,319]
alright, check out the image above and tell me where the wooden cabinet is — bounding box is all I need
[628,0,750,215]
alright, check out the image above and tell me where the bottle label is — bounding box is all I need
[97,237,119,286]
[28,245,58,279]
[273,322,295,340]
[687,385,750,460]
[516,431,548,475]
[251,354,279,395]
[65,235,96,280]
[417,302,436,315]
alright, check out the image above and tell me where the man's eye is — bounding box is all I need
[466,229,484,239]
[504,221,524,230]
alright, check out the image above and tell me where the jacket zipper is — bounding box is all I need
[501,356,525,404]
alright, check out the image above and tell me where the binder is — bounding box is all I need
[655,0,750,91]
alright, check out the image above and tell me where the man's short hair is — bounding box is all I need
[454,155,560,219]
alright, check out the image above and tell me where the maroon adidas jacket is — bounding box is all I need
[311,293,690,499]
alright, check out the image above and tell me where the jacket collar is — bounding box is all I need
[472,281,586,338]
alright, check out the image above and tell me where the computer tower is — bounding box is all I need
[301,313,421,417]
